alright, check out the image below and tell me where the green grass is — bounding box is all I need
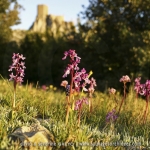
[0,79,150,150]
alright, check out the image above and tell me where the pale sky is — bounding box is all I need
[12,0,89,30]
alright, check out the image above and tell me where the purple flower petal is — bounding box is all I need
[8,53,26,84]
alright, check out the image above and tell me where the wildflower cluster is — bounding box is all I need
[120,75,131,83]
[117,75,131,115]
[134,77,150,123]
[88,77,97,94]
[119,75,131,97]
[106,109,118,123]
[8,53,26,118]
[62,49,97,125]
[62,50,81,78]
[8,53,26,84]
[62,49,97,94]
[105,75,150,124]
[61,80,68,87]
[109,88,116,95]
[134,77,150,97]
[134,77,141,95]
[75,97,88,110]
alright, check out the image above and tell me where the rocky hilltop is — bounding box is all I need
[12,4,75,42]
[30,4,74,34]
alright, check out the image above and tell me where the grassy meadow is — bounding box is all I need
[0,78,150,150]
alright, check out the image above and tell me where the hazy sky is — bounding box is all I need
[12,0,89,30]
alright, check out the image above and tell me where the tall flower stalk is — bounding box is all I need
[61,49,96,125]
[134,77,141,100]
[75,97,88,127]
[8,53,26,117]
[88,77,97,112]
[144,95,149,124]
[106,109,118,123]
[61,80,71,125]
[109,88,118,108]
[106,109,118,130]
[118,75,131,114]
[62,50,81,125]
[135,78,150,124]
[70,69,74,110]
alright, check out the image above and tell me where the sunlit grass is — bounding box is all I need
[0,79,150,149]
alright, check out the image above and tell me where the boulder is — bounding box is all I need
[9,122,55,150]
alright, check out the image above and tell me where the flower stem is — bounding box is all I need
[65,96,70,125]
[13,81,16,109]
[89,94,92,113]
[118,83,126,114]
[12,80,16,119]
[65,69,74,125]
[143,96,149,124]
[135,92,138,103]
[69,69,74,101]
[78,106,82,127]
[118,97,124,115]
[72,95,75,110]
[114,95,118,107]
[124,83,126,99]
[89,98,91,112]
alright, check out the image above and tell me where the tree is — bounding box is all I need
[0,0,21,76]
[78,0,150,90]
[0,0,21,43]
[20,32,44,83]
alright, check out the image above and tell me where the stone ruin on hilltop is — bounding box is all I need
[12,4,76,42]
[29,4,75,34]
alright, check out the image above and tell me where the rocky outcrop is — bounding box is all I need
[11,4,75,42]
[29,5,75,34]
[9,122,55,150]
